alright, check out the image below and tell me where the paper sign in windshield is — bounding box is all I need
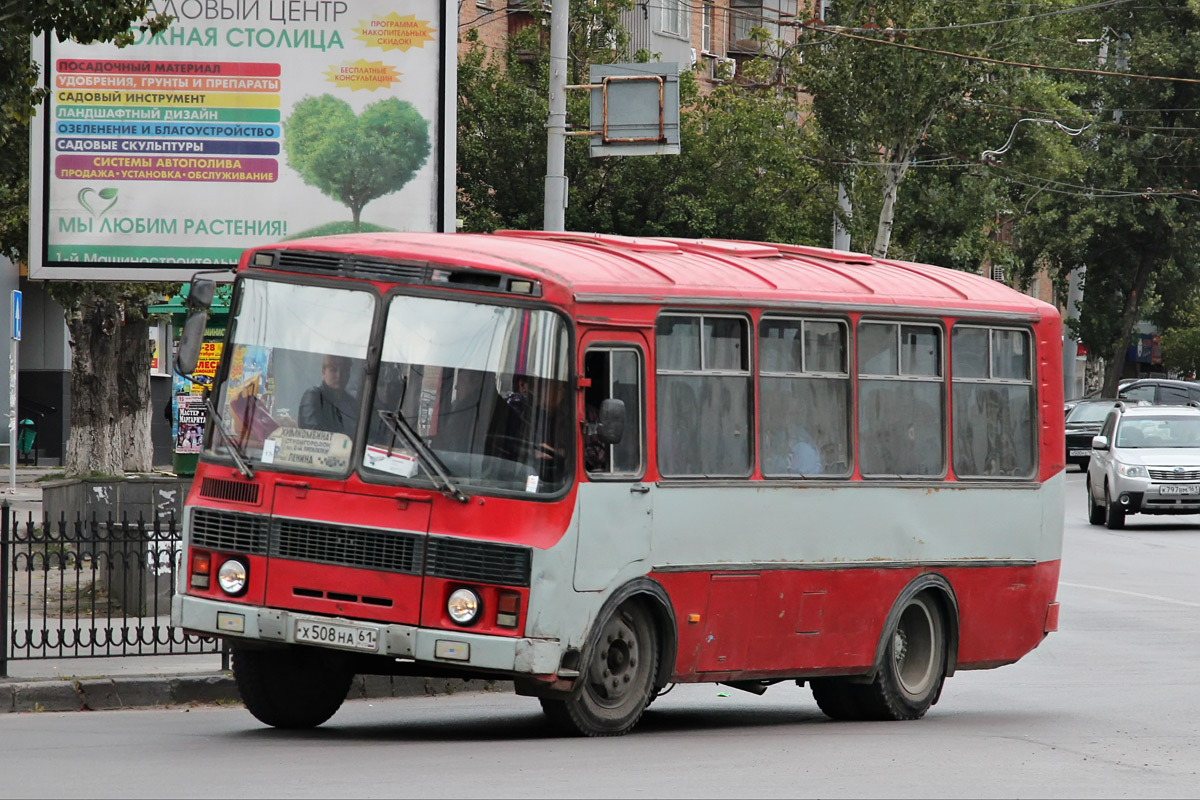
[364,444,418,477]
[265,427,352,471]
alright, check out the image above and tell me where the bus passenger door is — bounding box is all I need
[574,339,653,592]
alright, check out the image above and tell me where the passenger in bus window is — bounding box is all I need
[786,429,822,475]
[433,369,492,452]
[299,354,358,435]
[490,374,572,485]
[583,401,609,473]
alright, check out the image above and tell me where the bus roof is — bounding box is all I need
[256,230,1052,317]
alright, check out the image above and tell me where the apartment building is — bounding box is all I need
[459,0,817,86]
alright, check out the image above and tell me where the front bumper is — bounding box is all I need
[172,593,562,675]
[1107,483,1200,514]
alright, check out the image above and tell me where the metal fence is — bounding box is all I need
[1,502,225,677]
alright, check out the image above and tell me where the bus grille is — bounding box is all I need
[190,509,270,555]
[187,510,532,586]
[425,536,532,587]
[270,518,424,575]
[198,477,260,504]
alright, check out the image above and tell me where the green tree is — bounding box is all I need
[1,2,172,475]
[1014,1,1200,394]
[786,1,1088,260]
[284,95,431,230]
[456,21,827,243]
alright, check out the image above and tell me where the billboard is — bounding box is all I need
[29,0,455,280]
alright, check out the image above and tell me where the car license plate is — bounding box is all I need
[294,617,380,652]
[1158,484,1200,495]
[1069,449,1090,457]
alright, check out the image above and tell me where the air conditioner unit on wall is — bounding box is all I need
[711,57,735,82]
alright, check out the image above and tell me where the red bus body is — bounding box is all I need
[173,231,1065,731]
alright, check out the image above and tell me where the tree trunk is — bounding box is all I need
[64,295,125,476]
[873,157,905,259]
[1101,243,1159,396]
[871,113,937,259]
[118,316,154,472]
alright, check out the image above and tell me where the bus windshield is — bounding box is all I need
[364,295,573,495]
[207,279,573,494]
[207,278,376,476]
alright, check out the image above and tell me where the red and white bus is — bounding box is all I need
[172,231,1065,736]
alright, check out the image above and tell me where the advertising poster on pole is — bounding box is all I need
[176,394,207,453]
[28,0,454,280]
[171,340,223,453]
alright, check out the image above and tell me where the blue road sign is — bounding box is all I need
[12,289,21,341]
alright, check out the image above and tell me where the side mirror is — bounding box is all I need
[186,279,216,310]
[1091,435,1109,451]
[597,398,625,444]
[174,309,208,376]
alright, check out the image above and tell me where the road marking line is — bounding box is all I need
[1059,581,1200,608]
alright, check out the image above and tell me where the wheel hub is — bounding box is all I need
[588,616,640,705]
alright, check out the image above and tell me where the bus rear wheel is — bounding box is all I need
[812,592,947,722]
[810,678,867,721]
[540,600,659,737]
[232,645,353,729]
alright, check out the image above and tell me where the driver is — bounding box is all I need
[299,354,358,435]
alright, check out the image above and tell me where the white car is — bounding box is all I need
[1086,403,1200,529]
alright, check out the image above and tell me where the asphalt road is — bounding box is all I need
[3,469,1199,799]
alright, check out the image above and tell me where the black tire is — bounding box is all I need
[1087,479,1106,525]
[813,592,947,722]
[232,645,353,729]
[540,600,659,737]
[811,678,868,721]
[1105,486,1126,530]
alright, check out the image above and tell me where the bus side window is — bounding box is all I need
[583,348,644,478]
[656,314,752,478]
[951,326,1035,478]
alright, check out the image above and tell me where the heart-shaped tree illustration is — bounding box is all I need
[284,95,431,230]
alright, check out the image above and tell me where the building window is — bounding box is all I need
[702,0,714,51]
[662,0,688,37]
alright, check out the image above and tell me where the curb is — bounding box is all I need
[0,673,513,714]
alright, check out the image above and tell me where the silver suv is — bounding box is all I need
[1086,402,1200,529]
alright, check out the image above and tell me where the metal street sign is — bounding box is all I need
[572,63,682,158]
[11,290,21,341]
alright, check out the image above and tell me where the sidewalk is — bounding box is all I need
[0,466,508,713]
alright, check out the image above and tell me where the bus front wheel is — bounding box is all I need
[232,645,352,729]
[540,600,659,737]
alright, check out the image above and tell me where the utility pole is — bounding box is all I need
[543,0,569,231]
[1063,266,1085,398]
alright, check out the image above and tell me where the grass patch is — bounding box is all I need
[282,220,394,239]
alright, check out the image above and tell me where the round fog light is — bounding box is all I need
[217,558,248,596]
[447,588,481,626]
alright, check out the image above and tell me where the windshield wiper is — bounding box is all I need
[377,409,469,504]
[204,394,255,479]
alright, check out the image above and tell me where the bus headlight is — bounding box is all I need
[217,558,249,596]
[447,588,481,626]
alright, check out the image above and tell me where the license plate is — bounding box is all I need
[294,617,380,652]
[1069,449,1090,457]
[1158,484,1200,495]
